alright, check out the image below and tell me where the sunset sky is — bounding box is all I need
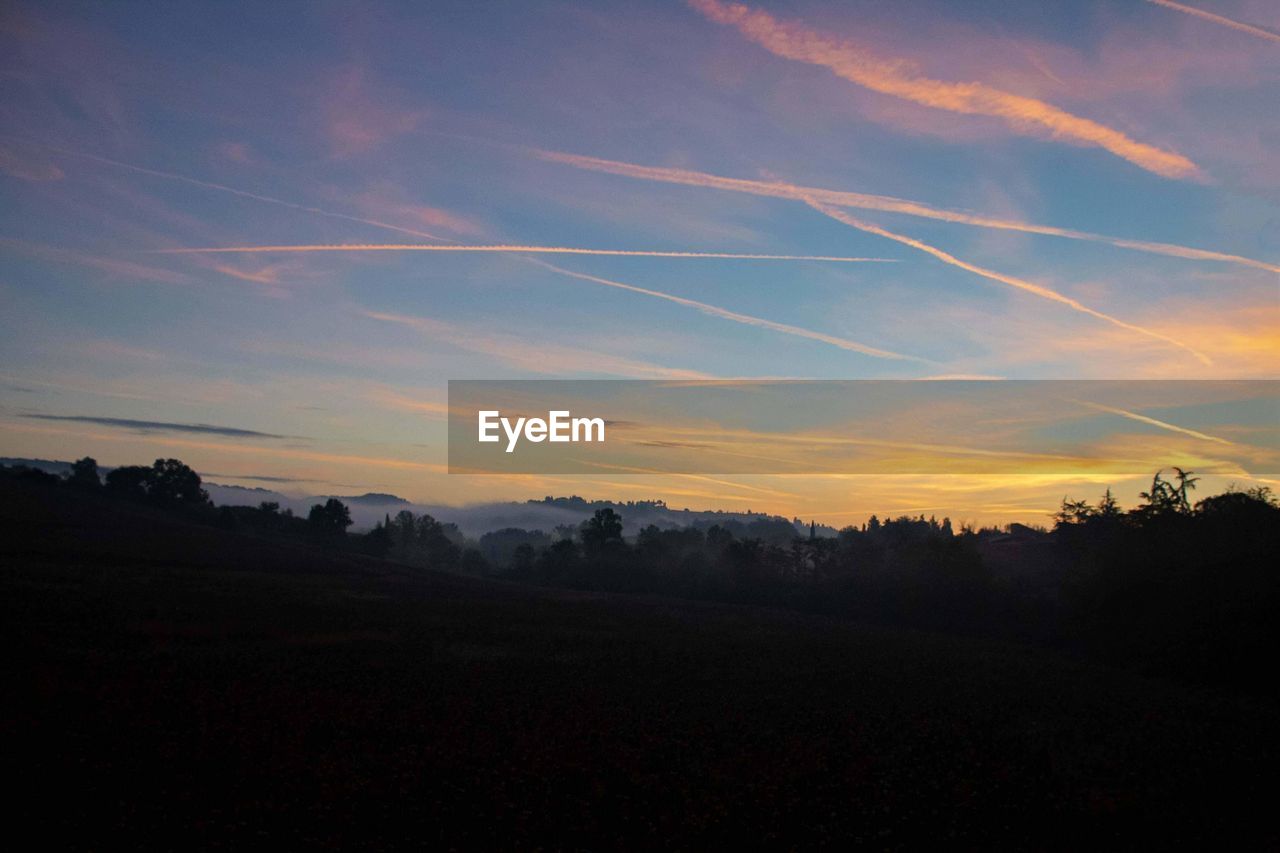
[1,0,1277,527]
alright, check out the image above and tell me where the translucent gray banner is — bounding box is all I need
[447,380,1279,476]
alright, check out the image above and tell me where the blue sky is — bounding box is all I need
[1,0,1276,524]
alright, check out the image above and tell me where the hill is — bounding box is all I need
[2,474,1276,847]
[1,456,818,535]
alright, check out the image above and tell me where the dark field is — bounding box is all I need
[3,478,1276,848]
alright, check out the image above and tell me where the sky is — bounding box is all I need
[1,0,1277,527]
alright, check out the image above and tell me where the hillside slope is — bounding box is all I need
[2,476,1275,847]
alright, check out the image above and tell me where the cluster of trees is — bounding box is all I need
[1053,470,1279,689]
[482,471,1279,693]
[10,457,363,545]
[363,509,486,572]
[496,508,989,630]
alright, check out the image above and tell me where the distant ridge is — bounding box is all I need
[314,493,411,506]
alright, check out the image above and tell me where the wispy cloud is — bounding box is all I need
[24,414,297,439]
[6,418,447,474]
[150,243,896,263]
[0,237,193,285]
[362,310,714,379]
[689,0,1201,179]
[199,472,310,484]
[1146,0,1280,45]
[0,143,64,181]
[320,65,427,158]
[534,151,1277,274]
[529,258,925,363]
[364,388,451,420]
[50,148,447,241]
[805,199,1213,365]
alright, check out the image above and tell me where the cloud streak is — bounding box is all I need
[24,414,298,439]
[150,243,896,263]
[51,148,447,241]
[362,310,715,379]
[7,419,447,474]
[805,200,1212,365]
[1074,400,1235,446]
[528,258,926,363]
[689,0,1201,179]
[536,150,1277,274]
[1146,0,1280,44]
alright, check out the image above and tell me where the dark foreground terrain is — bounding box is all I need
[3,478,1276,848]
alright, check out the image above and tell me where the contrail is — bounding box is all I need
[1074,399,1235,445]
[149,243,895,263]
[50,148,447,241]
[1147,0,1280,44]
[536,150,1278,274]
[689,0,1201,179]
[528,258,926,362]
[805,199,1213,365]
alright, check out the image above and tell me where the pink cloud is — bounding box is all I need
[353,183,485,237]
[0,144,64,181]
[320,65,427,158]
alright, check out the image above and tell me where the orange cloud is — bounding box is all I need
[364,388,451,419]
[805,200,1213,365]
[968,294,1279,378]
[689,0,1201,179]
[1146,0,1280,45]
[536,149,1276,273]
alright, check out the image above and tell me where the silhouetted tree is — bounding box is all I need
[146,458,209,506]
[1138,469,1184,516]
[308,498,352,537]
[478,527,552,567]
[361,519,393,557]
[1171,467,1199,514]
[66,456,101,490]
[581,507,623,554]
[1096,488,1121,518]
[1055,497,1094,527]
[104,465,152,500]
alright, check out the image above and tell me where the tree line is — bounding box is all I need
[5,456,1277,695]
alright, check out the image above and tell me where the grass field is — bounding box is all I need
[3,477,1276,848]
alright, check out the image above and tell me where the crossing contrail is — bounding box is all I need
[806,199,1213,365]
[1146,0,1280,45]
[528,258,927,363]
[535,149,1279,274]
